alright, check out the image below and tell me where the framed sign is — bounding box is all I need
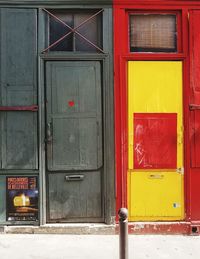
[6,176,39,221]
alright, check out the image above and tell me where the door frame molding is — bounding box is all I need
[39,54,115,224]
[114,5,192,222]
[115,54,189,218]
[38,7,114,224]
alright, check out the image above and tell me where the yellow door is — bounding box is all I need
[128,61,184,221]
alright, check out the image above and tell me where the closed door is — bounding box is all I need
[45,61,103,222]
[128,61,184,221]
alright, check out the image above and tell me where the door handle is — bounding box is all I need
[46,122,52,143]
[149,174,164,179]
[65,175,84,181]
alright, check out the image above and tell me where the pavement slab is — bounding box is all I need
[0,234,200,259]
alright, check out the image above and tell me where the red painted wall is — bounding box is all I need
[189,10,200,221]
[114,1,200,226]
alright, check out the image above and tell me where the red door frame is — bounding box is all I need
[114,1,200,234]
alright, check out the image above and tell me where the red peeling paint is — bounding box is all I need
[134,113,177,169]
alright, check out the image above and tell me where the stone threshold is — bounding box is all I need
[0,223,116,235]
[1,221,199,235]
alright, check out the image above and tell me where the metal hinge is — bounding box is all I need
[176,167,184,174]
[189,104,200,110]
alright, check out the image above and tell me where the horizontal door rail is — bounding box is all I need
[0,105,38,111]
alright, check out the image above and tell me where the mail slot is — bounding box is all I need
[65,175,84,181]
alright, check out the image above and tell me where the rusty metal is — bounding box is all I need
[42,8,104,53]
[118,208,128,259]
[0,105,38,111]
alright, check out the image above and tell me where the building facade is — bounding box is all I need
[1,0,200,235]
[114,0,200,234]
[0,0,115,226]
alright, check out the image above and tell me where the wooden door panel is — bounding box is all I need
[1,9,37,104]
[46,61,102,171]
[48,171,103,222]
[47,117,101,170]
[2,112,37,169]
[0,8,38,170]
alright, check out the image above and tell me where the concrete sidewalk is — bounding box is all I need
[0,234,200,259]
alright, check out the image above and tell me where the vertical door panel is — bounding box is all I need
[128,61,184,220]
[189,10,200,168]
[1,9,37,105]
[189,10,200,220]
[189,11,200,106]
[46,62,102,171]
[191,110,200,168]
[0,9,38,169]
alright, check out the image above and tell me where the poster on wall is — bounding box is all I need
[6,176,39,221]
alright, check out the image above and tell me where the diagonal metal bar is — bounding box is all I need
[72,9,104,32]
[42,31,72,53]
[43,8,73,31]
[43,8,103,33]
[75,31,104,53]
[42,8,104,53]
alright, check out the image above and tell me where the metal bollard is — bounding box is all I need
[118,208,128,259]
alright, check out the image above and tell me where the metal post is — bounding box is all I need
[118,208,128,259]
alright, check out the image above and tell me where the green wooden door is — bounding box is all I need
[46,61,103,222]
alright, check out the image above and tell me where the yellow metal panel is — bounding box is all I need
[128,172,184,221]
[128,61,184,221]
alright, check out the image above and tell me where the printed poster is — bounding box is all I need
[6,176,39,221]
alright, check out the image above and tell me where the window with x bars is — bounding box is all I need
[43,9,103,53]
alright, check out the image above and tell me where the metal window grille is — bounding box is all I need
[42,9,104,53]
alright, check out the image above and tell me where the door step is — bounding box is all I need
[1,222,199,235]
[126,222,191,235]
[2,223,116,235]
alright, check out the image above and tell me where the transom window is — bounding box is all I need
[43,9,103,53]
[129,14,177,53]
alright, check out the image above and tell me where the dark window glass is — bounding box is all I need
[49,10,102,52]
[130,14,177,52]
[49,13,73,51]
